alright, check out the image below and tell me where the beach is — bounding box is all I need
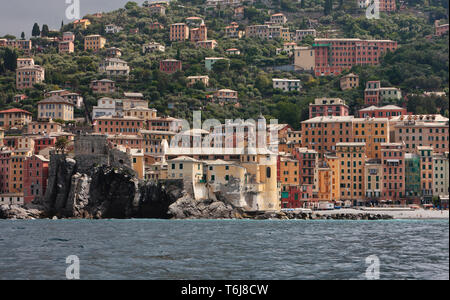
[315,208,449,220]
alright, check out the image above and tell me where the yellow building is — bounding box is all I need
[128,148,145,180]
[37,95,74,121]
[124,107,157,121]
[364,159,382,200]
[73,19,91,30]
[168,156,204,182]
[325,154,340,202]
[353,117,389,159]
[336,142,367,205]
[240,152,280,211]
[279,155,299,188]
[84,35,106,51]
[0,108,32,130]
[146,161,168,181]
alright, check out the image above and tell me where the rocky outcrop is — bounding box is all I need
[0,204,44,220]
[42,159,183,219]
[250,211,394,220]
[168,194,244,219]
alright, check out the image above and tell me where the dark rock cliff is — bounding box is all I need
[40,155,184,219]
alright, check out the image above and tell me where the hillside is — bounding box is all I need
[0,0,448,129]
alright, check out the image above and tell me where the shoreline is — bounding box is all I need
[314,208,449,220]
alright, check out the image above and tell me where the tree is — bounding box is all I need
[2,48,18,71]
[41,24,49,37]
[301,0,306,9]
[55,136,69,154]
[125,1,138,9]
[32,23,40,37]
[21,32,25,39]
[324,0,333,15]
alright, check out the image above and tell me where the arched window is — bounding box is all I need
[266,167,271,178]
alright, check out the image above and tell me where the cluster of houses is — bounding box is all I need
[0,1,448,210]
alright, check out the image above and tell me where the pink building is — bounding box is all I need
[33,136,57,153]
[309,98,349,118]
[314,38,397,76]
[23,155,49,204]
[160,59,182,74]
[58,41,74,53]
[381,143,405,202]
[0,149,12,194]
[190,24,207,42]
[16,65,45,89]
[358,105,410,119]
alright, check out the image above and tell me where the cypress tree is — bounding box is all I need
[32,23,40,37]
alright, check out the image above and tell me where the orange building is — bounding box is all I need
[336,142,366,205]
[84,35,106,51]
[418,146,434,201]
[0,108,32,130]
[94,115,144,135]
[170,23,189,41]
[353,117,389,159]
[190,23,207,42]
[381,143,406,202]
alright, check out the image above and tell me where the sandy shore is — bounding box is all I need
[315,208,449,219]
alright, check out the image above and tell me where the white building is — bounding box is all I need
[272,78,301,92]
[99,58,130,77]
[143,42,165,54]
[433,152,449,197]
[92,97,123,119]
[105,24,123,34]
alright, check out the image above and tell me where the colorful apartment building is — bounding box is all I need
[245,24,290,41]
[313,38,398,76]
[418,146,434,201]
[335,142,366,205]
[190,23,207,42]
[309,98,349,118]
[170,23,190,41]
[293,46,315,72]
[353,117,389,159]
[37,96,75,121]
[270,13,287,24]
[272,79,301,92]
[196,40,218,49]
[94,115,144,135]
[73,19,91,30]
[58,40,74,53]
[159,59,182,74]
[33,136,56,153]
[90,79,116,94]
[358,105,409,118]
[340,73,359,90]
[16,65,45,89]
[0,109,32,130]
[392,115,449,154]
[0,39,32,53]
[214,89,238,102]
[364,159,382,202]
[295,29,316,41]
[404,153,421,200]
[225,22,244,39]
[187,75,209,87]
[433,152,449,197]
[84,35,106,51]
[364,81,401,106]
[23,155,49,204]
[381,143,405,202]
[301,116,354,158]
